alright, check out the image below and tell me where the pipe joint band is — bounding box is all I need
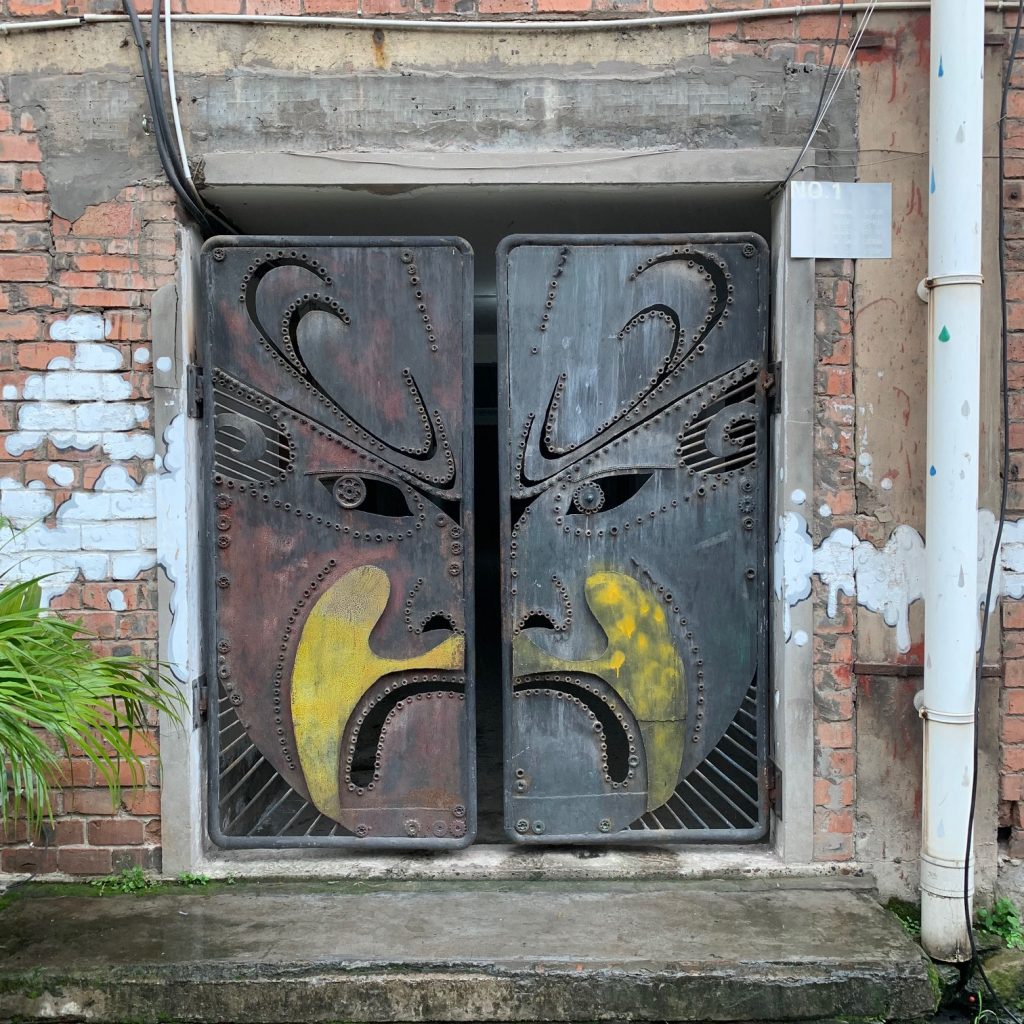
[918,706,975,724]
[925,273,985,288]
[921,854,974,898]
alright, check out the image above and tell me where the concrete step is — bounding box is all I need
[0,878,938,1022]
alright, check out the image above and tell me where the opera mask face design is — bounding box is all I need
[203,239,475,847]
[499,237,769,841]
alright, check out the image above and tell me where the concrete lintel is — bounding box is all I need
[200,147,803,189]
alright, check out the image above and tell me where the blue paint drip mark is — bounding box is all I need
[938,55,944,77]
[930,169,936,194]
[930,465,937,477]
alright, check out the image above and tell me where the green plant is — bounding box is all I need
[0,573,183,832]
[886,898,921,938]
[176,872,209,888]
[976,897,1024,950]
[89,866,156,895]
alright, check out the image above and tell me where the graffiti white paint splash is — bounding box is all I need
[979,510,1024,602]
[46,464,74,487]
[49,312,106,342]
[0,469,155,605]
[0,315,157,607]
[857,450,874,485]
[776,511,1024,653]
[5,318,155,461]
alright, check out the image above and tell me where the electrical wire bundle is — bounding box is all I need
[770,0,884,197]
[122,0,237,236]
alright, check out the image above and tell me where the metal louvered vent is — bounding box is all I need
[676,367,758,475]
[213,383,294,485]
[631,677,763,836]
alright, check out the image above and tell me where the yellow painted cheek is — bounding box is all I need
[512,569,686,813]
[291,565,464,823]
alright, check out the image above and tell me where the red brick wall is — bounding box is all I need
[0,74,176,875]
[811,261,856,860]
[1000,7,1024,862]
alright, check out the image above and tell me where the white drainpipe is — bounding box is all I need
[920,0,986,962]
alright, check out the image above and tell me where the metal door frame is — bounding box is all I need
[153,172,818,874]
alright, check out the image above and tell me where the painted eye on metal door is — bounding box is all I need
[566,473,652,516]
[317,474,416,517]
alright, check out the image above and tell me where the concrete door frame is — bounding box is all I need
[152,150,820,876]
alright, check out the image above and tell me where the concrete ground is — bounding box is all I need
[0,876,939,1023]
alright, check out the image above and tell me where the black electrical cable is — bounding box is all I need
[767,0,844,200]
[122,0,213,230]
[149,0,196,200]
[147,0,238,234]
[149,0,193,200]
[963,4,1024,1020]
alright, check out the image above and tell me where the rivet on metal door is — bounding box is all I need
[497,235,770,843]
[200,237,475,848]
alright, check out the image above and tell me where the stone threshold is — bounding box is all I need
[0,877,938,1022]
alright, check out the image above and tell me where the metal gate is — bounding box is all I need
[200,237,475,848]
[498,235,770,843]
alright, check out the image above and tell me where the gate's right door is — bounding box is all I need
[498,234,770,844]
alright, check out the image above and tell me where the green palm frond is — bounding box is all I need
[0,574,184,834]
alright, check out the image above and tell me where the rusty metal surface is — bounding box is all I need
[201,237,475,848]
[497,235,769,843]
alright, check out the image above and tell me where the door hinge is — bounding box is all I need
[758,361,780,416]
[193,673,209,726]
[187,364,205,419]
[766,757,782,819]
[757,360,778,415]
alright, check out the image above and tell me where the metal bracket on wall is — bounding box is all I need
[766,757,782,820]
[187,364,204,419]
[758,361,780,417]
[193,673,208,727]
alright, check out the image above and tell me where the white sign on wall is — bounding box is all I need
[790,180,892,260]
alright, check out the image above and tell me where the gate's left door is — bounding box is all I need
[200,237,475,848]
